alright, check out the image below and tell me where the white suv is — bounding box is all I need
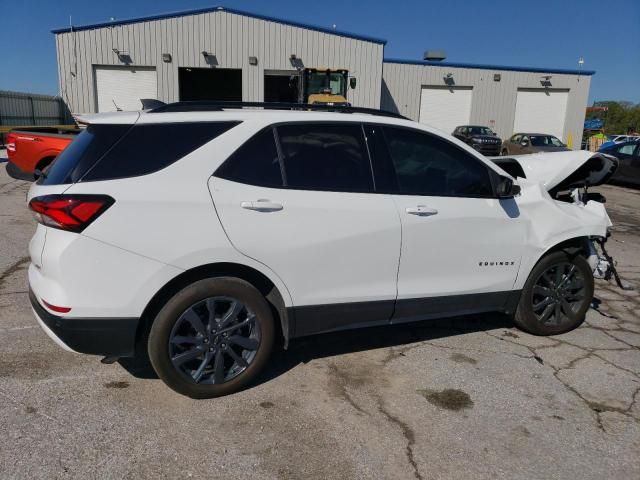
[27,103,618,398]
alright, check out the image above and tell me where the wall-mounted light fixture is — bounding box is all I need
[248,56,258,66]
[112,48,132,65]
[540,75,552,88]
[493,73,501,82]
[289,54,304,70]
[162,53,172,63]
[443,72,455,86]
[201,51,218,66]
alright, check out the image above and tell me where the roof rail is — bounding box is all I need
[148,101,408,119]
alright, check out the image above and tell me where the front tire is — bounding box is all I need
[148,277,274,398]
[514,251,594,336]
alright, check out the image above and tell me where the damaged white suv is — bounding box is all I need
[27,103,618,398]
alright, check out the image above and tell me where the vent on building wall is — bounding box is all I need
[423,50,447,61]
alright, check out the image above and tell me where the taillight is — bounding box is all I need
[41,299,71,314]
[6,133,16,152]
[28,194,114,232]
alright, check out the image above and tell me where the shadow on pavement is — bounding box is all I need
[118,313,513,388]
[5,162,34,181]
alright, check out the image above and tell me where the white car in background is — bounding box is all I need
[27,103,618,398]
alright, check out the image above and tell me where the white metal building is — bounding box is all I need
[381,60,592,147]
[52,5,594,148]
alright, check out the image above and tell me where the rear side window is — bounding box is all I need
[383,126,494,197]
[276,123,374,192]
[82,122,239,181]
[215,128,283,187]
[41,124,130,185]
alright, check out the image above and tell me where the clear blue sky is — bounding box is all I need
[1,0,638,103]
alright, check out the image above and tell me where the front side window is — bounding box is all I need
[382,126,494,197]
[530,135,564,147]
[617,143,636,155]
[276,123,373,192]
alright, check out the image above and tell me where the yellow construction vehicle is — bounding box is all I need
[290,68,356,105]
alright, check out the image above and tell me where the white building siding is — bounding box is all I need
[55,10,384,113]
[382,61,591,149]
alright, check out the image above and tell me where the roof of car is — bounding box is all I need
[76,108,418,128]
[514,133,557,137]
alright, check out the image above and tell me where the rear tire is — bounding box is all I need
[148,277,274,398]
[514,251,593,336]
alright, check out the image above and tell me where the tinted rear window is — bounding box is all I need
[214,128,283,187]
[82,122,239,182]
[276,123,373,192]
[41,122,239,185]
[41,124,130,185]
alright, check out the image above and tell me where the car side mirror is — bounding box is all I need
[496,176,521,198]
[349,77,357,89]
[521,140,529,146]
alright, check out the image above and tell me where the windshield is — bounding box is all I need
[306,71,346,96]
[529,135,564,147]
[468,126,495,136]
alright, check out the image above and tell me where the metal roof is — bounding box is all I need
[384,58,595,76]
[50,5,387,45]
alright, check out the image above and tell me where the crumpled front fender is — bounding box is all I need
[512,180,611,290]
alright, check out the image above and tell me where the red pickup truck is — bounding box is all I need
[6,127,79,177]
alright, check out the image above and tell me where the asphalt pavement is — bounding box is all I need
[0,159,638,479]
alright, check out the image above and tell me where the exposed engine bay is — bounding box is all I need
[491,151,629,290]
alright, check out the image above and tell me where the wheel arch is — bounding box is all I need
[35,155,57,171]
[136,262,292,353]
[515,235,597,292]
[542,236,593,258]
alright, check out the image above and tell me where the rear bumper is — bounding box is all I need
[29,287,139,357]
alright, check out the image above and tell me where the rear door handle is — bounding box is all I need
[240,199,283,212]
[405,205,438,216]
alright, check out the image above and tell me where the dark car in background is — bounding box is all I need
[501,133,569,156]
[452,125,502,156]
[598,140,640,186]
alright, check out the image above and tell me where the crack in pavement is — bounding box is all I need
[376,398,422,480]
[483,308,640,432]
[0,256,30,292]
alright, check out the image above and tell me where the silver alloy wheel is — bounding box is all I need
[168,296,261,384]
[531,261,586,326]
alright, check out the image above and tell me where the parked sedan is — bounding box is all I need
[598,140,640,185]
[600,135,640,150]
[501,133,570,155]
[452,125,502,156]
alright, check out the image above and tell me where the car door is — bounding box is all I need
[367,124,526,322]
[508,134,521,154]
[210,122,401,336]
[613,143,638,179]
[632,144,640,184]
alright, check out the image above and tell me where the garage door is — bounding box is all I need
[419,87,473,134]
[95,66,157,112]
[513,89,569,140]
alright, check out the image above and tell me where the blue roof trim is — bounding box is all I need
[384,58,595,76]
[51,5,387,44]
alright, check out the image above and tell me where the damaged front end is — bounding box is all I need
[491,151,629,289]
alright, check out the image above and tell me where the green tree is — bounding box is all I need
[586,101,640,134]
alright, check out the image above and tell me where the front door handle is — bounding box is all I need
[405,205,438,216]
[240,199,283,212]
